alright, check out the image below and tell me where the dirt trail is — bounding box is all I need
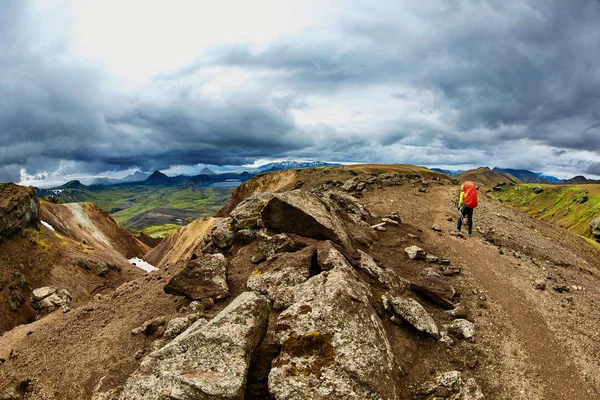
[391,185,597,399]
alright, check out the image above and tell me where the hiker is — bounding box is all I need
[457,181,478,237]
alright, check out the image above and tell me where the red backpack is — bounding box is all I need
[463,181,478,208]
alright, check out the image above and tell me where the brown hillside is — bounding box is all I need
[0,198,150,334]
[456,166,520,186]
[218,164,452,216]
[41,202,149,258]
[144,217,219,268]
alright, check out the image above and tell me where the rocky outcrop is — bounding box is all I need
[163,253,229,301]
[120,291,270,400]
[270,261,398,400]
[0,183,40,241]
[590,217,600,242]
[30,286,71,314]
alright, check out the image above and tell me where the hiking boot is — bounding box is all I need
[468,232,472,237]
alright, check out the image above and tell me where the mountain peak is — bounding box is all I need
[144,170,170,184]
[62,180,85,189]
[200,167,215,175]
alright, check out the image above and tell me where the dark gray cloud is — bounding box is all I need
[2,0,600,184]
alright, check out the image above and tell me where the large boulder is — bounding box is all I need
[260,191,352,249]
[120,291,270,400]
[269,262,399,400]
[590,217,600,242]
[163,253,229,301]
[247,246,315,310]
[0,183,40,241]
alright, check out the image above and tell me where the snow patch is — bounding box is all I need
[41,221,55,231]
[128,257,158,273]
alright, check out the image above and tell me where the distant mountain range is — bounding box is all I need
[257,161,343,172]
[430,168,465,177]
[90,162,340,186]
[492,168,558,184]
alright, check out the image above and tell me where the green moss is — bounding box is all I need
[280,332,336,377]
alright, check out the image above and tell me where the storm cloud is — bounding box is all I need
[1,0,600,184]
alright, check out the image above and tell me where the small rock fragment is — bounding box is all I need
[405,246,426,260]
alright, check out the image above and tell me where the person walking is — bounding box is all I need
[457,181,478,237]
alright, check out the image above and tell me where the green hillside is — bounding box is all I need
[495,183,600,238]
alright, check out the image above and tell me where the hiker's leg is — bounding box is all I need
[466,207,473,235]
[457,205,465,230]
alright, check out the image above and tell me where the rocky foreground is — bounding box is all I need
[89,177,483,400]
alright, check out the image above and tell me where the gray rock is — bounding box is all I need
[324,191,369,223]
[230,192,274,230]
[270,266,398,400]
[383,295,439,338]
[432,224,442,232]
[314,241,351,271]
[163,253,229,301]
[341,177,360,191]
[260,191,352,249]
[211,218,235,249]
[448,319,476,340]
[405,245,426,260]
[591,217,600,242]
[247,246,315,310]
[120,292,270,400]
[256,231,303,260]
[30,286,71,314]
[419,371,483,400]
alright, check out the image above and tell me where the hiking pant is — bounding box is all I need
[457,204,473,234]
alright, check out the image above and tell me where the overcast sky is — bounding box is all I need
[2,0,600,186]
